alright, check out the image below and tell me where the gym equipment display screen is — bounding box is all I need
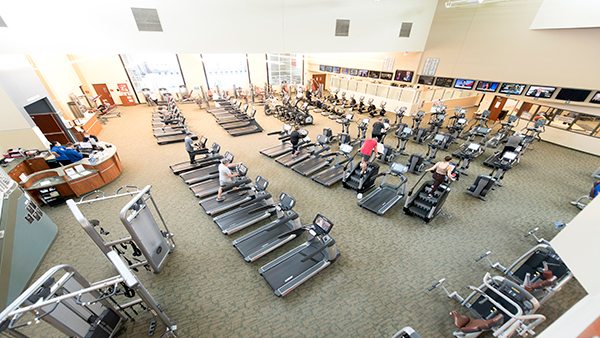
[349,69,359,76]
[435,77,454,87]
[499,83,526,95]
[319,65,326,71]
[555,88,591,102]
[325,66,333,72]
[313,214,333,235]
[454,79,475,90]
[368,70,380,79]
[476,81,499,92]
[418,76,434,85]
[394,70,413,82]
[590,92,600,104]
[525,85,556,98]
[333,67,341,74]
[380,72,393,80]
[358,70,369,77]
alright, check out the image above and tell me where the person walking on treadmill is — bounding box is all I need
[184,132,203,164]
[425,155,455,197]
[290,125,301,158]
[359,138,379,175]
[216,158,243,202]
[371,118,388,143]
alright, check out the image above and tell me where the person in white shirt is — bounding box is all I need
[216,158,243,202]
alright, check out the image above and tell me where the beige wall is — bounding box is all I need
[420,0,600,90]
[247,54,269,89]
[178,54,208,97]
[70,54,133,104]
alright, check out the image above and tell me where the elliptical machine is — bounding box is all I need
[411,110,428,143]
[486,115,519,148]
[370,101,386,117]
[446,108,468,145]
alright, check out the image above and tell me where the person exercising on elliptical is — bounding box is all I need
[360,139,379,174]
[371,118,388,143]
[425,155,455,197]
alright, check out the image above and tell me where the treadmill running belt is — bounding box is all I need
[360,189,396,212]
[261,243,325,291]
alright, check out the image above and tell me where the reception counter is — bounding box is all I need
[12,142,122,203]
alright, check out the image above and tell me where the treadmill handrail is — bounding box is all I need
[239,193,272,209]
[223,185,252,196]
[264,212,299,232]
[277,226,308,239]
[221,178,252,193]
[300,239,336,263]
[246,203,277,215]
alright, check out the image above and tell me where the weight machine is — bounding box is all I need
[67,185,176,274]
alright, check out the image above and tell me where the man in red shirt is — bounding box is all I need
[360,139,379,174]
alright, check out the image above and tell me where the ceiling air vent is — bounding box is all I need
[131,8,163,32]
[399,22,413,38]
[335,19,350,37]
[0,15,7,28]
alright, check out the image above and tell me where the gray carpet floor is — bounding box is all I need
[21,98,597,337]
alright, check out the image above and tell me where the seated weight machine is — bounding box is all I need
[67,185,176,274]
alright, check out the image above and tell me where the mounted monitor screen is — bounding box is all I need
[435,77,454,88]
[499,83,526,95]
[341,68,349,74]
[394,70,413,82]
[454,79,475,90]
[590,92,600,104]
[555,88,592,102]
[525,85,556,98]
[319,65,326,71]
[349,69,359,76]
[380,72,393,81]
[476,81,499,92]
[333,67,341,74]
[358,69,369,77]
[325,66,333,72]
[368,70,380,79]
[418,76,434,86]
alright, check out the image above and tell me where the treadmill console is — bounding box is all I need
[417,110,425,117]
[224,151,234,162]
[433,134,445,142]
[313,214,334,236]
[278,193,296,210]
[502,152,517,161]
[402,127,413,135]
[255,176,269,191]
[390,162,408,175]
[339,143,353,154]
[237,164,248,176]
[467,143,481,151]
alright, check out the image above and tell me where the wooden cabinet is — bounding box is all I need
[25,158,50,172]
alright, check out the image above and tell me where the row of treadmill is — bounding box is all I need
[150,96,200,145]
[168,137,340,297]
[203,96,264,136]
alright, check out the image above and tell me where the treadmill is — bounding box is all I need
[169,139,224,175]
[227,121,263,136]
[213,177,275,235]
[214,104,248,121]
[358,162,409,215]
[274,141,314,167]
[259,125,294,157]
[219,109,257,130]
[259,214,340,297]
[199,172,261,216]
[190,164,250,198]
[232,193,301,262]
[291,134,332,176]
[157,131,197,145]
[179,151,233,185]
[311,144,355,187]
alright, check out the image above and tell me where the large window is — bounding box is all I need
[267,54,303,86]
[202,54,248,91]
[120,54,184,94]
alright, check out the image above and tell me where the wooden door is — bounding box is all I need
[92,83,115,106]
[488,96,507,120]
[518,102,533,117]
[312,74,326,91]
[29,113,72,144]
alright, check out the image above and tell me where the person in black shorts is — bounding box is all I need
[290,125,301,158]
[371,118,388,143]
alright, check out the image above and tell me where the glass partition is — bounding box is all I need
[331,77,341,89]
[376,85,389,98]
[549,110,576,130]
[570,114,600,135]
[366,83,377,96]
[340,79,349,90]
[400,90,415,103]
[442,90,454,100]
[461,90,476,98]
[422,90,435,102]
[432,90,444,101]
[348,81,357,92]
[356,82,367,94]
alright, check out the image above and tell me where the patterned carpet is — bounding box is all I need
[24,99,596,337]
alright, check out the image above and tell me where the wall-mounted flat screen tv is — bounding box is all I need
[525,85,556,98]
[349,69,359,76]
[333,67,341,74]
[319,65,326,71]
[589,91,600,104]
[555,88,592,102]
[418,76,434,86]
[380,72,393,80]
[435,77,454,87]
[358,69,369,77]
[476,81,499,92]
[368,70,380,79]
[394,70,413,82]
[341,68,349,74]
[499,83,526,95]
[325,66,333,72]
[454,79,475,90]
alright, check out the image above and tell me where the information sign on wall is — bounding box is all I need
[421,58,440,76]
